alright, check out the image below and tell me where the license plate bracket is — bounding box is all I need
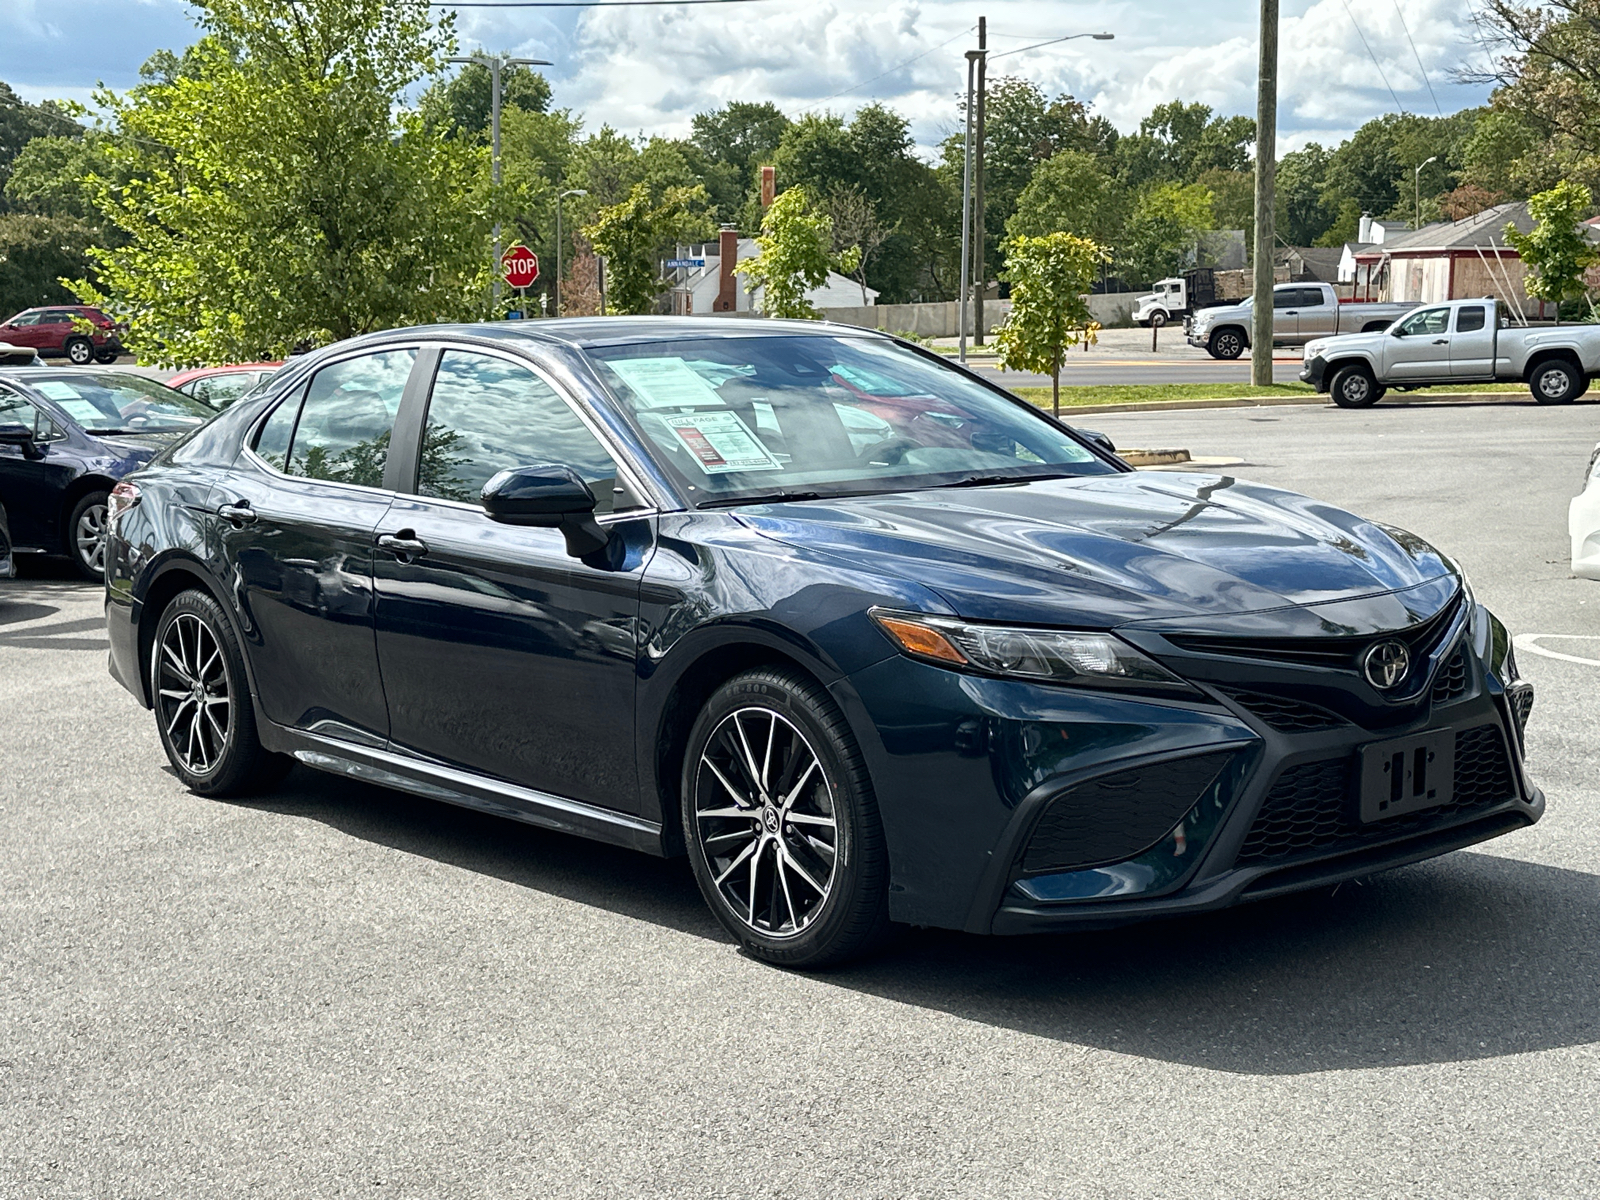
[1358,730,1454,823]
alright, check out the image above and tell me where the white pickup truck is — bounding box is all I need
[1301,297,1600,407]
[1185,283,1413,360]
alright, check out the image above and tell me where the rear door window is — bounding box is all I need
[262,350,415,487]
[1455,306,1486,332]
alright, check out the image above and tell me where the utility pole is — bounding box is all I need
[1414,156,1438,229]
[447,53,552,305]
[1250,0,1278,387]
[959,50,979,363]
[973,17,988,346]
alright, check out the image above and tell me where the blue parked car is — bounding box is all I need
[0,368,214,580]
[104,320,1541,966]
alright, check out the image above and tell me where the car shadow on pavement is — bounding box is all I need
[243,767,1598,1077]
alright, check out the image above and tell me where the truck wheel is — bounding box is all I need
[1208,328,1245,359]
[1329,364,1382,409]
[1530,359,1580,404]
[1148,310,1168,329]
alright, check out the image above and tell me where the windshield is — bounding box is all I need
[586,334,1113,505]
[28,373,214,434]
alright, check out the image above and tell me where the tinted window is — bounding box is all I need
[23,373,212,434]
[416,351,619,513]
[284,350,414,487]
[253,388,301,470]
[1455,306,1486,332]
[588,335,1109,505]
[40,311,74,325]
[1396,307,1449,336]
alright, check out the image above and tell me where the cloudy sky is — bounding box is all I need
[2,0,1492,156]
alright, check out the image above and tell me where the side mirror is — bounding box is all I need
[482,463,609,558]
[1390,327,1406,338]
[1074,427,1117,455]
[0,422,41,458]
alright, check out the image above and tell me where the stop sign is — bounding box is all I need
[502,246,539,289]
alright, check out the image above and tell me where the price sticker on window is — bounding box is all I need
[664,410,783,474]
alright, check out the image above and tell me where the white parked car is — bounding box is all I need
[1572,443,1600,580]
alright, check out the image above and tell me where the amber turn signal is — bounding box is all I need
[871,613,968,665]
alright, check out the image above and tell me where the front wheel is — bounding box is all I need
[151,589,289,796]
[1329,364,1383,408]
[67,490,109,581]
[682,668,891,968]
[1208,328,1245,359]
[64,337,94,366]
[1530,359,1581,404]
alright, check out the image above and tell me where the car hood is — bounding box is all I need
[738,473,1456,628]
[1305,330,1386,360]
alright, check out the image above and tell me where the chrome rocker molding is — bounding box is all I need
[265,724,664,855]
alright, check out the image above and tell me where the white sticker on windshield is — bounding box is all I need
[34,381,82,401]
[607,357,726,409]
[54,399,107,424]
[664,410,783,474]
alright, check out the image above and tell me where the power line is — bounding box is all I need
[1390,0,1443,117]
[429,0,774,7]
[799,26,975,111]
[1339,0,1406,114]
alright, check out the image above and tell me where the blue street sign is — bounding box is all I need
[506,310,524,320]
[665,258,706,268]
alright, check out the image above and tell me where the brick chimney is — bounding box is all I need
[714,226,739,313]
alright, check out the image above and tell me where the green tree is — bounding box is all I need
[1114,102,1254,189]
[1275,143,1336,245]
[5,129,128,221]
[1005,149,1125,246]
[583,180,713,314]
[1118,181,1214,285]
[995,232,1105,416]
[1197,167,1255,244]
[0,82,80,207]
[71,0,494,364]
[1502,179,1600,320]
[419,58,550,138]
[735,185,857,319]
[0,214,96,314]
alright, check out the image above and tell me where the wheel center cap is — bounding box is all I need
[762,806,781,834]
[192,682,206,703]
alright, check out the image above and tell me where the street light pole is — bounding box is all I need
[555,188,587,317]
[1414,156,1438,229]
[973,17,987,346]
[446,53,552,305]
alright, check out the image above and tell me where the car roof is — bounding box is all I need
[328,316,900,354]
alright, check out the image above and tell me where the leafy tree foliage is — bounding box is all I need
[1118,182,1215,284]
[995,232,1105,415]
[1501,179,1600,315]
[0,83,79,207]
[1006,150,1124,246]
[419,59,550,138]
[583,181,713,314]
[71,0,494,363]
[0,214,96,314]
[735,186,857,318]
[692,101,789,180]
[1115,102,1254,190]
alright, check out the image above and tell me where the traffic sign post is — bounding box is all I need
[502,246,539,291]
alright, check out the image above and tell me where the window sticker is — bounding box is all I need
[34,381,82,401]
[664,410,783,474]
[54,399,108,424]
[607,357,726,409]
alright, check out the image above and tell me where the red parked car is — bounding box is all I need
[166,362,283,409]
[0,306,124,365]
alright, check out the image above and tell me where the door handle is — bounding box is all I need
[377,531,428,560]
[216,500,257,525]
[1432,338,1449,345]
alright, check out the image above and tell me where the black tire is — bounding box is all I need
[150,589,290,797]
[1148,309,1168,329]
[682,667,892,968]
[66,490,110,581]
[64,336,94,366]
[1208,327,1245,359]
[1529,358,1580,404]
[1329,363,1383,408]
[94,349,119,364]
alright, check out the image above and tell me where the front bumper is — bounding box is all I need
[1301,354,1329,390]
[837,600,1540,934]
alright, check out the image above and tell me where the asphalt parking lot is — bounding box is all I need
[3,399,1598,1198]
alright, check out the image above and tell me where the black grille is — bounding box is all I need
[1235,724,1516,866]
[1217,687,1348,732]
[1430,646,1469,704]
[1022,751,1234,874]
[1508,686,1534,744]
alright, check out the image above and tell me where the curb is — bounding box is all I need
[1031,391,1529,415]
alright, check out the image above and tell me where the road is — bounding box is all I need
[934,327,1309,388]
[3,403,1598,1197]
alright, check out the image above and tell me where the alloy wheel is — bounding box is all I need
[75,502,108,575]
[155,612,233,775]
[693,706,838,938]
[67,339,93,365]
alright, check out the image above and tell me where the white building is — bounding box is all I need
[671,229,877,315]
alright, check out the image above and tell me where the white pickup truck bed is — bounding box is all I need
[1302,298,1600,407]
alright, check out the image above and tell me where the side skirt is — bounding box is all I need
[264,724,667,856]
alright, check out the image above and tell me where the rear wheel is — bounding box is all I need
[1530,358,1580,404]
[67,490,109,581]
[1208,328,1245,359]
[151,589,289,797]
[682,667,891,968]
[93,348,119,364]
[1329,364,1383,408]
[64,337,94,366]
[1148,309,1168,329]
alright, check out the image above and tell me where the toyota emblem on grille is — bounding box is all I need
[1362,640,1411,690]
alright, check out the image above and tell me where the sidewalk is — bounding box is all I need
[926,328,1302,364]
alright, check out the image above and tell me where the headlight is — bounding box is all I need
[870,609,1196,694]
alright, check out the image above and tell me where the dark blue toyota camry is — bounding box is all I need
[105,319,1541,966]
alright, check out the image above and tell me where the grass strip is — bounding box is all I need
[1008,381,1530,408]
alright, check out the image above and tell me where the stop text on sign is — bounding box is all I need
[502,246,539,288]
